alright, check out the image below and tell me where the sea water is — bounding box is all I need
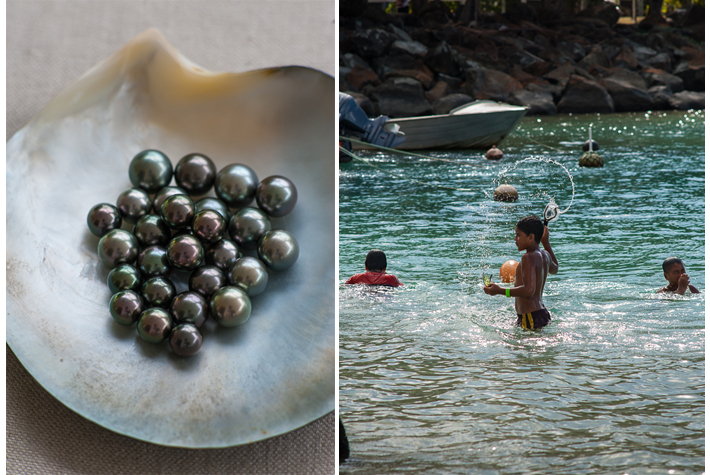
[339,110,704,474]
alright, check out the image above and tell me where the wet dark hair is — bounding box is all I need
[662,257,684,273]
[516,215,544,244]
[365,249,387,272]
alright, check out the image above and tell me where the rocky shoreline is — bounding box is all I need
[339,2,704,117]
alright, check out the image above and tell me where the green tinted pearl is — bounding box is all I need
[205,239,242,271]
[210,286,251,327]
[141,276,176,308]
[116,188,152,224]
[228,257,268,297]
[133,215,171,247]
[137,308,173,343]
[228,207,271,251]
[169,324,203,356]
[175,153,216,196]
[195,197,230,221]
[87,203,122,237]
[255,175,298,217]
[214,164,259,208]
[170,291,208,328]
[152,186,187,214]
[192,209,226,244]
[129,150,173,193]
[109,290,144,325]
[167,235,204,271]
[107,264,142,294]
[98,229,139,269]
[257,229,299,271]
[137,246,171,278]
[161,194,195,230]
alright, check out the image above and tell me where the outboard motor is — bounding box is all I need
[339,93,405,163]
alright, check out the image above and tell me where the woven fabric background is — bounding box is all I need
[6,1,336,473]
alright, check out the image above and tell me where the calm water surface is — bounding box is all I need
[339,111,704,474]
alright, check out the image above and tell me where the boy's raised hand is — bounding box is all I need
[483,282,502,295]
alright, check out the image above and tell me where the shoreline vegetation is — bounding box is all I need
[339,1,704,117]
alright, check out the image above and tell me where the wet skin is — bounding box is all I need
[658,262,700,295]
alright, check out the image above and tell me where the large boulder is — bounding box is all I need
[348,28,399,59]
[556,41,587,62]
[432,94,474,115]
[668,91,704,110]
[384,69,434,89]
[612,45,639,70]
[600,77,653,112]
[371,54,420,79]
[390,40,429,57]
[341,53,371,70]
[425,80,452,103]
[557,75,615,113]
[346,65,382,90]
[602,68,647,90]
[648,85,673,110]
[508,90,557,115]
[673,61,705,92]
[578,45,612,70]
[643,52,672,72]
[424,42,459,77]
[526,82,565,102]
[464,67,523,102]
[544,64,594,88]
[368,77,433,117]
[641,69,684,92]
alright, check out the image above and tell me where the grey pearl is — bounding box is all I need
[98,229,139,269]
[228,207,272,251]
[166,235,204,271]
[129,150,173,193]
[169,324,203,356]
[228,257,269,297]
[170,291,208,328]
[257,229,299,271]
[137,308,173,343]
[116,188,152,224]
[189,265,226,298]
[87,203,122,237]
[192,209,226,244]
[109,290,144,325]
[137,246,171,278]
[195,197,230,221]
[107,264,142,294]
[152,186,187,214]
[141,276,176,308]
[255,175,298,217]
[161,194,195,230]
[133,214,171,247]
[175,153,216,196]
[205,239,242,271]
[210,286,251,327]
[214,164,258,208]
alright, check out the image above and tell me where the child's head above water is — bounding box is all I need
[516,215,544,244]
[365,249,387,272]
[662,257,686,283]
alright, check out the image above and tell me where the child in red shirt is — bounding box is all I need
[345,249,403,287]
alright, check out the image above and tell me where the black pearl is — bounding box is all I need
[87,203,122,237]
[152,186,187,214]
[166,235,204,271]
[107,264,142,294]
[228,257,269,297]
[137,245,171,278]
[205,239,242,272]
[129,150,173,193]
[189,265,226,298]
[137,308,173,343]
[192,210,226,244]
[161,194,195,230]
[116,188,152,224]
[214,164,259,208]
[109,290,144,325]
[98,229,139,269]
[210,286,251,327]
[174,153,216,196]
[228,207,271,251]
[170,291,208,328]
[141,276,176,308]
[258,229,299,271]
[169,324,203,356]
[255,175,298,217]
[195,197,230,221]
[133,214,171,247]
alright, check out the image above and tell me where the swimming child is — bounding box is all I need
[484,215,558,329]
[657,257,699,295]
[345,249,403,287]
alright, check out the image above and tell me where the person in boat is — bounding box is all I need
[345,249,403,287]
[483,216,558,330]
[657,257,699,295]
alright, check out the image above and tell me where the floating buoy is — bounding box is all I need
[582,140,599,151]
[493,184,518,202]
[485,145,504,160]
[500,259,518,283]
[579,151,603,167]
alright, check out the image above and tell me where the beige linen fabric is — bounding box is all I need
[6,1,336,473]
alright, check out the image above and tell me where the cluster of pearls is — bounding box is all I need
[88,150,299,356]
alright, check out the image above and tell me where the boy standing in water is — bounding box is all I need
[657,257,700,295]
[484,216,558,329]
[345,249,403,287]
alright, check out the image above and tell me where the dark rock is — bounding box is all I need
[432,93,474,115]
[508,90,557,115]
[465,67,523,102]
[346,65,382,90]
[681,24,705,44]
[386,24,413,42]
[390,40,429,57]
[557,75,615,113]
[436,73,462,91]
[523,58,554,77]
[613,45,639,70]
[372,54,420,79]
[384,69,434,89]
[368,77,433,117]
[600,77,653,112]
[348,28,399,59]
[424,42,459,76]
[508,64,545,87]
[578,45,611,71]
[668,91,704,110]
[648,85,673,110]
[526,82,565,101]
[601,67,647,90]
[627,41,658,63]
[544,64,594,88]
[341,53,371,70]
[673,62,705,92]
[641,69,684,92]
[556,40,586,62]
[425,81,452,102]
[643,52,672,72]
[344,92,376,116]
